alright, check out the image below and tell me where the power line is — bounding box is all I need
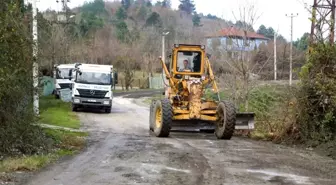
[286,13,298,86]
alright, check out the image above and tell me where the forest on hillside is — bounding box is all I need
[32,0,309,85]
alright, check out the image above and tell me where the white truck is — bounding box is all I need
[69,63,118,113]
[53,63,76,99]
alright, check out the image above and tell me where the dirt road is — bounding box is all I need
[24,95,336,185]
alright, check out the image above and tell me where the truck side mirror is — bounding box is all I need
[114,72,118,85]
[68,70,72,80]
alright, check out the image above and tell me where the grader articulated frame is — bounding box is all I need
[149,44,255,139]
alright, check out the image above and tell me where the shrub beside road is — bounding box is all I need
[0,96,87,183]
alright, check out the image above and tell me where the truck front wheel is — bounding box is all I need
[105,108,111,113]
[72,104,78,112]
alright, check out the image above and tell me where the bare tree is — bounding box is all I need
[208,2,269,111]
[39,23,69,73]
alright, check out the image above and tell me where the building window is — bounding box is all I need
[226,37,233,45]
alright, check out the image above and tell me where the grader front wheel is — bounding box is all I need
[149,100,155,131]
[215,101,236,140]
[152,99,172,137]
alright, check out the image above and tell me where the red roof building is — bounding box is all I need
[206,26,269,40]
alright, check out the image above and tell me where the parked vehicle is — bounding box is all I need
[53,63,76,99]
[70,63,118,113]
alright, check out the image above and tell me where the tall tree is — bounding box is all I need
[116,7,127,20]
[162,0,172,8]
[257,25,267,35]
[146,0,152,7]
[294,32,309,51]
[192,13,201,26]
[145,12,162,28]
[257,24,275,39]
[81,0,106,15]
[235,20,254,32]
[178,0,196,15]
[121,0,131,10]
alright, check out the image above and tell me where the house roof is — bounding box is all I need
[205,26,269,40]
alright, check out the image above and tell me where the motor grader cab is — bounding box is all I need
[149,44,255,139]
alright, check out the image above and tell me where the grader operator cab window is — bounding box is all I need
[176,51,201,73]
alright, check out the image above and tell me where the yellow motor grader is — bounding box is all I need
[149,44,255,139]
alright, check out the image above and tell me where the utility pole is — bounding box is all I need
[32,0,39,116]
[286,13,298,86]
[274,31,277,81]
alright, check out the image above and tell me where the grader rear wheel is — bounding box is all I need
[215,101,236,140]
[152,99,172,137]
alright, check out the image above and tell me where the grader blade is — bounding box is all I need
[170,121,215,132]
[169,112,255,133]
[235,112,255,130]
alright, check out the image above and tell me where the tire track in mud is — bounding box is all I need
[100,133,212,185]
[152,137,211,185]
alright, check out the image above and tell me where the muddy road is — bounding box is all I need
[25,95,336,185]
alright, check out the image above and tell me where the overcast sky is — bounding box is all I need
[36,0,312,41]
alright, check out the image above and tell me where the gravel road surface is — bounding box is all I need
[24,93,336,185]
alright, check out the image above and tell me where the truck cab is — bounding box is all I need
[53,64,76,99]
[70,63,118,113]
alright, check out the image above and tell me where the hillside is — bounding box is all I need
[37,0,306,86]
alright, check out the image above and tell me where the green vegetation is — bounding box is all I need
[43,128,87,152]
[297,44,336,150]
[0,0,50,157]
[0,155,56,172]
[39,96,80,129]
[229,84,296,141]
[0,95,87,173]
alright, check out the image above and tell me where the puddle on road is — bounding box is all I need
[246,169,313,185]
[140,163,191,174]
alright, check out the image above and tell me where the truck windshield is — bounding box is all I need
[56,68,72,79]
[75,72,111,85]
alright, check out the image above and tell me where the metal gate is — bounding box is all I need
[149,76,164,89]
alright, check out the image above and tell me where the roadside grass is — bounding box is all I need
[219,84,296,141]
[0,96,87,175]
[39,96,80,129]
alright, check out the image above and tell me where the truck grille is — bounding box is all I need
[77,89,108,99]
[59,83,72,89]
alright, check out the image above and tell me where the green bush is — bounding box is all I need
[0,1,50,157]
[298,44,336,142]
